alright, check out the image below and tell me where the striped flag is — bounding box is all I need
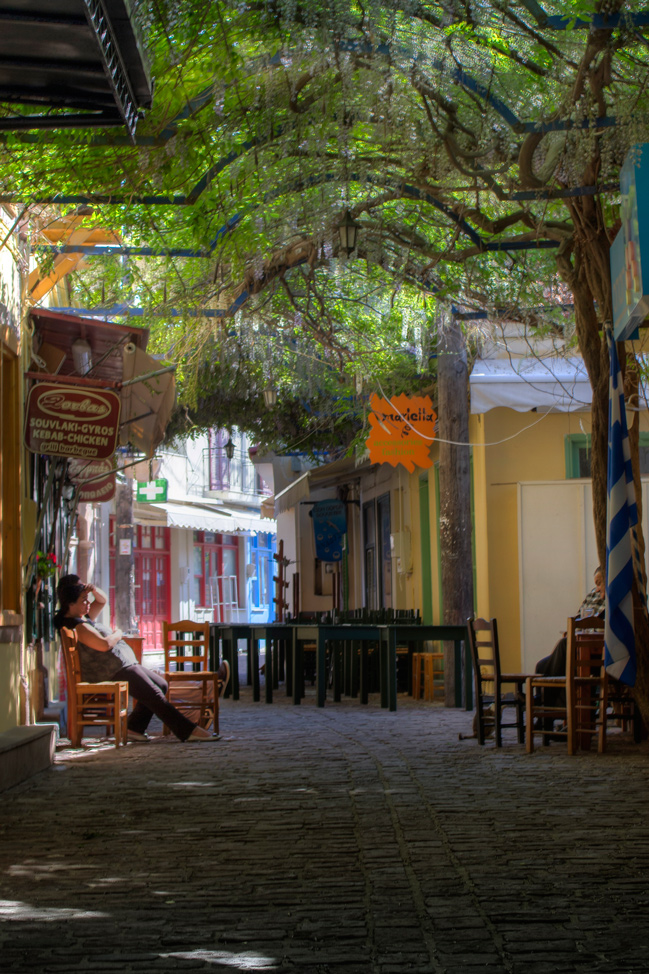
[605,327,637,686]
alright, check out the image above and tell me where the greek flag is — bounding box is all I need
[605,327,637,686]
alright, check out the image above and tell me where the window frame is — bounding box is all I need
[565,432,649,479]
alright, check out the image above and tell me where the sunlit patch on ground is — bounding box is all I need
[159,949,278,969]
[0,900,108,921]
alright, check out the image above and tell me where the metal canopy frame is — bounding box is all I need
[0,0,152,138]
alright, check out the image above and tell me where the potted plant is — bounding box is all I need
[35,550,58,596]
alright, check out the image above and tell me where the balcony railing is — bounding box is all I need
[201,447,271,497]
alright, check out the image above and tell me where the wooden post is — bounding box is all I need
[437,311,474,706]
[114,480,135,631]
[273,539,289,622]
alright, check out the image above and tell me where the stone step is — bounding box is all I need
[0,724,58,793]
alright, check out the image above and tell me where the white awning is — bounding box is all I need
[273,456,373,515]
[469,356,592,413]
[120,343,176,457]
[274,471,311,515]
[134,500,275,535]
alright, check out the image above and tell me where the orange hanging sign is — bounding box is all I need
[366,393,436,472]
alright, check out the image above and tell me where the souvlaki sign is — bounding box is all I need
[25,382,121,460]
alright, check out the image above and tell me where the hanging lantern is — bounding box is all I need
[338,209,359,256]
[264,387,278,408]
[224,437,235,461]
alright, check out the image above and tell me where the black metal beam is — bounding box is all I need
[0,86,116,109]
[82,0,140,138]
[0,112,124,130]
[0,9,87,27]
[0,54,105,78]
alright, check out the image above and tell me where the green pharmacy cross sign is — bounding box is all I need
[136,479,168,503]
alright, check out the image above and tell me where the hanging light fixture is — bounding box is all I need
[338,209,359,256]
[224,437,235,461]
[71,338,92,375]
[263,386,278,408]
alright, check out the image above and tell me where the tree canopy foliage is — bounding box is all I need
[6,0,649,457]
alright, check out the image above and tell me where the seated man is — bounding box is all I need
[535,565,605,707]
[55,574,230,743]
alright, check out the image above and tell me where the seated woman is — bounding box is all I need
[534,566,605,707]
[54,574,229,743]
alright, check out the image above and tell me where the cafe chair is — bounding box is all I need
[59,627,129,748]
[162,620,220,735]
[568,615,606,753]
[467,617,531,746]
[412,651,444,701]
[567,615,643,752]
[524,615,602,753]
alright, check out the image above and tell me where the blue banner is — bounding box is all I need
[311,500,347,562]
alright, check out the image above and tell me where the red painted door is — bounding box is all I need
[135,550,169,650]
[110,522,171,652]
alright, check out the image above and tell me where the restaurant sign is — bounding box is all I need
[366,393,436,472]
[611,143,649,341]
[68,458,116,503]
[25,382,121,460]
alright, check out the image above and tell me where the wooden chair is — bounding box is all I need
[568,616,606,753]
[59,627,129,748]
[525,616,603,753]
[567,616,643,752]
[467,617,531,746]
[412,651,444,701]
[162,620,220,734]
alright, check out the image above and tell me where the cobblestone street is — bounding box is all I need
[2,692,649,973]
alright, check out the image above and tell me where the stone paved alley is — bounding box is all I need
[2,692,649,974]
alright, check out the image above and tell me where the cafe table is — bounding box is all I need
[209,623,252,700]
[212,620,471,712]
[249,623,294,703]
[378,623,471,712]
[291,623,382,707]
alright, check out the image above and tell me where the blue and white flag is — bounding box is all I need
[605,327,637,686]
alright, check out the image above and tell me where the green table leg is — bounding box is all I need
[380,638,388,708]
[360,642,369,704]
[463,634,473,710]
[292,632,302,705]
[316,631,326,707]
[264,635,273,703]
[333,641,342,702]
[387,632,397,712]
[251,635,260,702]
[225,636,239,701]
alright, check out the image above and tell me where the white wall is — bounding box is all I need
[518,478,649,672]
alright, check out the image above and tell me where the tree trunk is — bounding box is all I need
[557,198,649,728]
[437,312,474,707]
[114,481,135,632]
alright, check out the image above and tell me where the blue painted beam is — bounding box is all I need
[545,12,649,29]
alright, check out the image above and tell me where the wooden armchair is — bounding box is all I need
[525,616,604,753]
[59,627,129,748]
[162,620,220,734]
[467,617,532,746]
[569,616,606,753]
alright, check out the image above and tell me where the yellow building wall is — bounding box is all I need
[477,409,579,671]
[477,407,649,671]
[418,406,649,674]
[0,644,22,731]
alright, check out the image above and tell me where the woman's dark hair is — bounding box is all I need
[58,573,80,591]
[56,576,84,616]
